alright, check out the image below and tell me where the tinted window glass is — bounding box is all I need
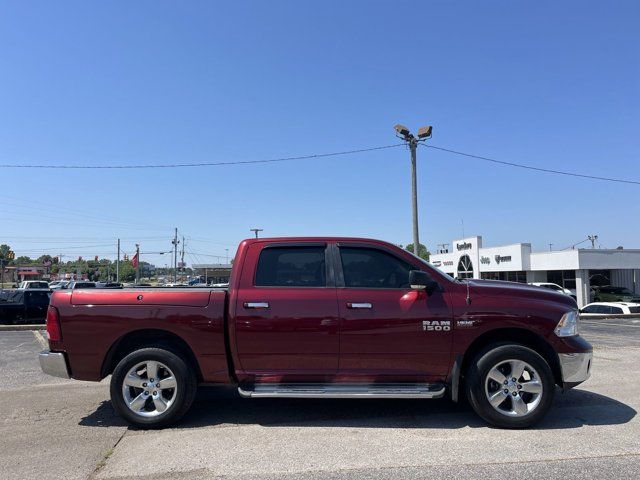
[340,247,413,288]
[255,247,326,287]
[610,306,623,314]
[595,305,610,314]
[628,306,640,314]
[26,291,50,304]
[581,305,598,313]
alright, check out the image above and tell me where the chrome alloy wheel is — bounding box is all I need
[121,361,177,418]
[484,359,543,417]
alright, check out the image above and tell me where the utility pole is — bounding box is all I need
[549,243,553,252]
[225,248,229,264]
[181,236,185,283]
[135,243,140,284]
[116,239,120,283]
[394,124,433,255]
[250,228,263,238]
[172,228,179,283]
[588,235,598,249]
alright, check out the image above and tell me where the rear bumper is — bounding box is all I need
[39,351,70,379]
[559,352,592,388]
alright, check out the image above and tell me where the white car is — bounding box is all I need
[529,282,576,299]
[49,280,69,290]
[580,302,640,316]
[18,281,51,290]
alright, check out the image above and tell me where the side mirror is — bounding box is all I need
[409,270,439,295]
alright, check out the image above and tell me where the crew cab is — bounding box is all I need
[0,289,51,324]
[39,237,592,428]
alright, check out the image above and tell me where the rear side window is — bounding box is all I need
[340,247,413,289]
[26,291,50,304]
[255,247,326,287]
[609,306,623,314]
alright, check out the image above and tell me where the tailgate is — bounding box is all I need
[70,289,213,307]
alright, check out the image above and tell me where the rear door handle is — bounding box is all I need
[347,302,372,309]
[244,302,269,309]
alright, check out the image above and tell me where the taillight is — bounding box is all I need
[46,306,62,342]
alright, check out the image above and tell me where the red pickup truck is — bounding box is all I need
[39,237,592,429]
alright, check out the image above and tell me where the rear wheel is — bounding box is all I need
[110,347,197,428]
[465,344,555,428]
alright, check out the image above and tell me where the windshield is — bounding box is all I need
[8,291,25,303]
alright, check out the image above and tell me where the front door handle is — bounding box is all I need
[347,302,372,309]
[244,302,269,309]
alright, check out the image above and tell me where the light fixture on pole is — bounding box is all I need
[394,123,433,256]
[250,228,263,239]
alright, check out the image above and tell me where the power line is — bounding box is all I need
[423,144,640,186]
[0,144,404,169]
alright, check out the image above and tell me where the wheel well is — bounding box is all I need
[101,329,203,382]
[460,328,562,386]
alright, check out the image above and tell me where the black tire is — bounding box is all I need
[465,344,555,429]
[110,347,197,428]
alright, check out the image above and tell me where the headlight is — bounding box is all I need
[555,310,580,337]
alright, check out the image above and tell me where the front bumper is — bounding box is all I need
[39,350,70,379]
[559,351,592,388]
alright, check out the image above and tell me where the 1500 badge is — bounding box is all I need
[422,320,451,331]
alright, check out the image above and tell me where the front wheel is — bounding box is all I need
[465,344,555,428]
[110,347,197,428]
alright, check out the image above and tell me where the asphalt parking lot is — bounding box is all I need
[1,319,639,480]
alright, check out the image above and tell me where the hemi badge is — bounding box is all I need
[457,320,475,327]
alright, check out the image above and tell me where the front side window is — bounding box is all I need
[581,305,598,313]
[255,247,326,287]
[340,247,413,289]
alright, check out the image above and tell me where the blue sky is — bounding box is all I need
[1,1,638,265]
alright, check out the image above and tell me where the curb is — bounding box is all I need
[0,324,46,331]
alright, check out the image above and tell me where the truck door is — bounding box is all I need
[335,244,453,380]
[234,242,339,378]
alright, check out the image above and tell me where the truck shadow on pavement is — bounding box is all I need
[79,386,636,431]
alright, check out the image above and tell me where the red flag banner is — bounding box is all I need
[131,252,139,268]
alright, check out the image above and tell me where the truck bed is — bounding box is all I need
[50,288,230,383]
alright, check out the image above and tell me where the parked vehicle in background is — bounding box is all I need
[40,237,592,429]
[64,281,96,289]
[529,282,576,300]
[210,282,229,288]
[0,289,51,324]
[49,280,69,290]
[18,281,50,290]
[580,302,640,316]
[592,285,640,303]
[95,282,123,288]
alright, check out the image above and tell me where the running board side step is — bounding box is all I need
[238,383,446,399]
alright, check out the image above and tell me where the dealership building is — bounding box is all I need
[429,236,640,308]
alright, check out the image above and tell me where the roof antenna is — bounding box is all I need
[462,218,471,306]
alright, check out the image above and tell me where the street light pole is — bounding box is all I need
[394,124,433,256]
[250,228,263,239]
[409,137,419,254]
